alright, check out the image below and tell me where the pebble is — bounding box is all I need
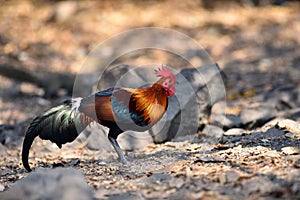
[169,178,185,189]
[225,170,241,183]
[211,113,243,129]
[202,124,224,138]
[285,132,296,139]
[219,170,241,184]
[224,128,245,136]
[0,143,7,155]
[262,150,280,158]
[278,119,300,135]
[291,182,300,195]
[0,183,4,192]
[242,176,276,195]
[281,147,300,155]
[239,104,276,128]
[262,118,285,129]
[264,118,300,136]
[97,161,107,166]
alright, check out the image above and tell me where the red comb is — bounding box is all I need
[154,64,174,78]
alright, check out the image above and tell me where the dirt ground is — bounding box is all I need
[0,1,300,199]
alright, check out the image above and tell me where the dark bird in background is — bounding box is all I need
[22,66,176,172]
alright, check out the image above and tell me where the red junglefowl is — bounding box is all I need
[22,66,176,172]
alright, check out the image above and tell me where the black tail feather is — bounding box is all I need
[21,98,92,172]
[22,125,38,172]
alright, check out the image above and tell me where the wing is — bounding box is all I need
[78,88,118,122]
[108,89,146,125]
[79,86,167,130]
[92,88,149,127]
[111,86,168,128]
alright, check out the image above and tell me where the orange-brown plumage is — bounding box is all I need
[129,83,168,126]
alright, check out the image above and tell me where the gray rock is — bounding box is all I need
[202,124,224,138]
[146,173,172,183]
[262,117,286,129]
[219,170,241,184]
[118,130,154,151]
[0,121,29,147]
[242,176,279,196]
[263,118,300,137]
[211,114,243,129]
[239,103,276,128]
[177,64,226,133]
[281,146,300,155]
[224,128,245,136]
[82,124,112,151]
[201,124,224,144]
[277,119,300,135]
[108,192,143,200]
[0,168,93,200]
[0,183,4,192]
[160,64,225,141]
[291,182,300,195]
[278,108,300,121]
[0,143,7,155]
[264,84,299,111]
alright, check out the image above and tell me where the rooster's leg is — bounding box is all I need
[108,135,128,164]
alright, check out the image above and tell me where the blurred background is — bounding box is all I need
[0,1,300,198]
[0,0,299,125]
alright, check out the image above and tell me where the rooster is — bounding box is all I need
[22,66,176,172]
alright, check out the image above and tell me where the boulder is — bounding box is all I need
[239,103,277,129]
[0,168,93,200]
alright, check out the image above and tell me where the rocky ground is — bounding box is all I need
[0,1,300,199]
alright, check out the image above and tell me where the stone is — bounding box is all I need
[0,168,93,200]
[0,121,29,147]
[0,143,7,155]
[168,178,185,189]
[281,147,300,155]
[211,113,243,129]
[291,182,300,195]
[146,173,172,183]
[201,124,224,144]
[0,183,4,192]
[262,150,280,158]
[108,192,143,200]
[202,124,224,138]
[264,84,299,111]
[81,124,112,151]
[239,103,277,128]
[262,118,286,129]
[242,176,278,196]
[220,170,241,184]
[118,130,154,151]
[224,128,245,136]
[263,118,300,138]
[277,119,300,135]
